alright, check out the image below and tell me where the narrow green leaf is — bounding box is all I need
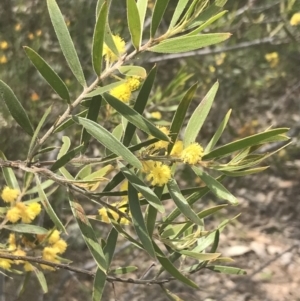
[187,10,228,35]
[33,268,48,293]
[137,0,147,33]
[167,178,204,226]
[123,66,157,146]
[74,117,142,169]
[184,81,219,147]
[104,23,119,57]
[69,193,107,273]
[25,179,54,195]
[160,176,226,231]
[76,164,92,179]
[0,80,34,136]
[28,105,52,158]
[221,166,269,177]
[23,47,70,101]
[174,205,227,238]
[110,266,138,275]
[153,241,198,288]
[120,164,164,213]
[53,109,88,133]
[169,0,189,30]
[127,0,141,50]
[92,3,107,75]
[109,217,144,249]
[168,83,197,152]
[83,165,114,181]
[35,175,66,232]
[210,229,220,253]
[161,286,185,301]
[118,66,147,79]
[3,224,48,234]
[146,186,163,237]
[205,109,231,153]
[203,128,289,160]
[151,0,170,37]
[180,250,221,261]
[192,166,238,205]
[149,33,231,53]
[103,227,118,267]
[92,269,106,301]
[128,183,156,258]
[47,0,86,87]
[0,151,20,190]
[206,265,247,275]
[80,95,102,152]
[103,93,169,142]
[58,136,71,158]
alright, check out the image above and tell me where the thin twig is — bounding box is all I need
[0,253,174,285]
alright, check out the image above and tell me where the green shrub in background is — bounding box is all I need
[0,0,291,300]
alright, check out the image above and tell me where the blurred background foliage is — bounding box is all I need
[0,0,299,159]
[0,0,300,300]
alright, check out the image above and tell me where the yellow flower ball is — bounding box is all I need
[48,230,60,244]
[146,161,171,186]
[103,35,126,63]
[6,206,21,223]
[0,258,13,270]
[1,186,19,203]
[290,12,300,26]
[181,143,204,165]
[53,239,67,254]
[110,83,132,102]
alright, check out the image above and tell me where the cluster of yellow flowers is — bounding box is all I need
[265,52,279,68]
[1,186,41,223]
[140,127,204,187]
[109,76,141,103]
[0,187,67,272]
[0,230,67,272]
[39,230,67,271]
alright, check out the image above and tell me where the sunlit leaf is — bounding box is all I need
[74,117,142,169]
[92,2,107,75]
[205,109,231,153]
[33,268,48,294]
[206,265,247,275]
[35,175,66,232]
[167,178,204,226]
[0,151,20,190]
[103,93,169,142]
[47,0,86,87]
[28,105,52,158]
[4,224,48,234]
[128,183,156,258]
[149,33,231,53]
[203,128,289,160]
[192,166,238,205]
[127,0,141,50]
[92,269,106,301]
[120,164,164,213]
[151,0,170,37]
[184,82,219,147]
[169,0,189,30]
